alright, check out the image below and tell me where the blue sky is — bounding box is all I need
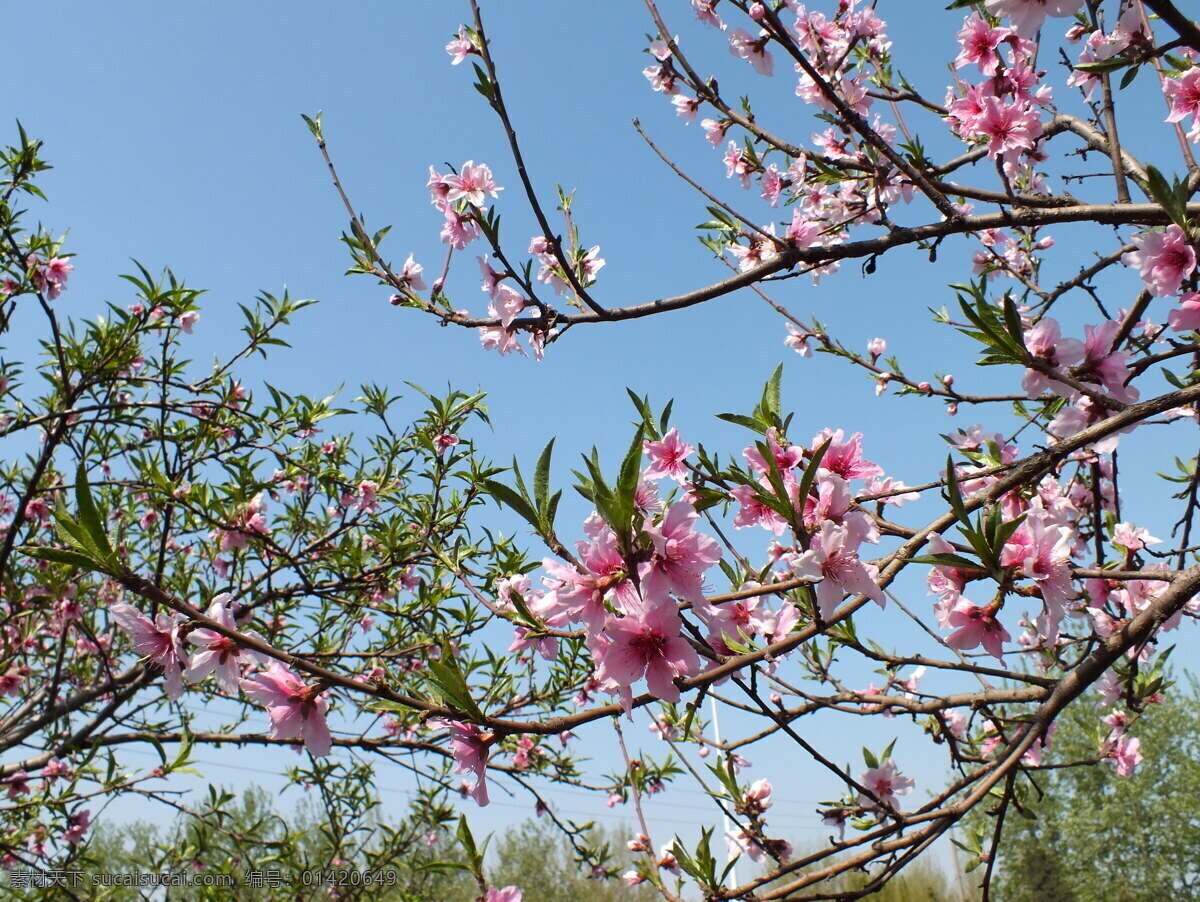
[8,0,1200,880]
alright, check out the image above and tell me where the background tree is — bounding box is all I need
[991,675,1200,902]
[462,819,651,902]
[59,784,477,902]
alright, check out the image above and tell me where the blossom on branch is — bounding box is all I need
[240,663,334,758]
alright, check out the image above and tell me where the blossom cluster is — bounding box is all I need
[110,593,334,756]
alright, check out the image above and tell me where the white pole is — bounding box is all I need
[710,696,738,885]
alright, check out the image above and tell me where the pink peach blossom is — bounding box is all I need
[785,323,812,356]
[441,207,481,249]
[445,26,476,65]
[729,28,774,76]
[701,118,730,145]
[946,600,1011,663]
[185,594,265,694]
[789,521,886,619]
[1123,225,1196,297]
[724,141,754,188]
[110,602,188,699]
[639,501,722,606]
[955,14,1011,76]
[62,809,91,844]
[1107,733,1142,777]
[595,600,700,708]
[857,758,915,809]
[984,0,1084,38]
[691,0,723,29]
[1168,291,1200,332]
[1164,67,1200,126]
[240,662,333,757]
[485,887,523,902]
[435,719,492,806]
[478,324,526,357]
[398,254,427,292]
[444,161,501,207]
[811,428,884,480]
[643,428,694,483]
[972,96,1042,161]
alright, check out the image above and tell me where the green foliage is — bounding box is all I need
[483,819,651,902]
[824,858,978,901]
[990,678,1200,902]
[1136,166,1192,230]
[6,784,473,901]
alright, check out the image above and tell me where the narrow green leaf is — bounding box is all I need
[716,413,766,432]
[482,479,540,532]
[17,546,102,571]
[945,456,970,525]
[1002,296,1026,354]
[764,363,783,421]
[75,464,114,562]
[533,438,555,519]
[796,438,832,516]
[910,552,982,570]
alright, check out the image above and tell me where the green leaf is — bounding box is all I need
[577,451,622,542]
[994,512,1027,551]
[758,441,792,514]
[958,296,1024,362]
[763,363,783,421]
[944,456,970,525]
[1137,165,1190,228]
[659,399,674,435]
[910,552,982,570]
[617,427,646,506]
[362,698,414,716]
[693,826,718,884]
[706,758,741,802]
[51,510,111,570]
[796,437,832,519]
[16,546,102,572]
[300,111,324,140]
[426,648,486,722]
[1002,296,1026,353]
[482,479,540,533]
[533,438,555,520]
[671,839,702,880]
[456,816,483,872]
[716,413,766,432]
[1072,58,1132,75]
[74,463,114,562]
[984,501,1002,549]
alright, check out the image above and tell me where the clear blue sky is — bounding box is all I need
[8,0,1199,876]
